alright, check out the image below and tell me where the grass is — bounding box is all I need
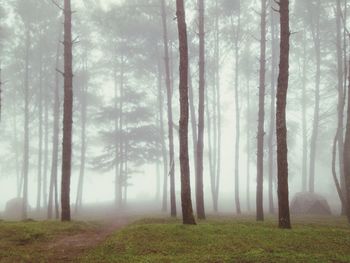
[0,220,98,263]
[81,216,350,263]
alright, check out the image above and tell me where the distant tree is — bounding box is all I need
[196,0,206,220]
[160,0,176,216]
[256,0,267,222]
[176,0,196,225]
[61,0,73,222]
[276,0,291,229]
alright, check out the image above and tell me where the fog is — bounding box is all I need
[0,0,345,221]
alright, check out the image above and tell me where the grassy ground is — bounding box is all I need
[81,216,350,263]
[0,220,99,262]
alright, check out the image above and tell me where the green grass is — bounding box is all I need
[0,220,98,263]
[81,216,350,263]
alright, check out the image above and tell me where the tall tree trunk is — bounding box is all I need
[215,0,221,214]
[37,48,43,211]
[246,78,251,211]
[189,70,198,191]
[276,0,291,229]
[43,73,49,209]
[308,0,321,193]
[196,0,206,220]
[160,0,176,217]
[234,8,241,214]
[22,28,30,220]
[268,0,277,214]
[75,58,88,212]
[61,0,73,222]
[336,0,346,214]
[256,0,267,221]
[48,39,61,220]
[301,29,308,192]
[176,0,196,225]
[344,52,350,223]
[118,57,125,209]
[157,59,168,210]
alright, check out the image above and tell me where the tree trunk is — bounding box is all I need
[196,0,206,220]
[61,0,73,222]
[75,58,88,212]
[344,55,350,223]
[234,8,241,214]
[246,77,251,211]
[301,29,308,192]
[157,59,168,210]
[276,0,291,229]
[268,0,277,214]
[336,0,346,214]
[43,72,49,209]
[308,0,321,193]
[48,39,61,220]
[256,0,267,221]
[189,70,198,192]
[176,0,196,225]
[22,28,30,220]
[160,0,176,217]
[37,48,43,211]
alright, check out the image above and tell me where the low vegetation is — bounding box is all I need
[0,220,98,262]
[81,216,350,263]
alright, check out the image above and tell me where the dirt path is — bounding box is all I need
[45,217,129,262]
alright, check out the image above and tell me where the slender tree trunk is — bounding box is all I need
[161,0,176,217]
[256,0,267,221]
[22,28,30,220]
[196,0,206,219]
[75,58,88,212]
[43,75,49,209]
[157,59,168,210]
[176,0,196,225]
[61,0,74,221]
[246,78,251,211]
[336,0,346,213]
[234,9,241,214]
[276,0,291,229]
[308,0,321,193]
[268,0,277,214]
[189,70,198,189]
[48,40,61,220]
[301,29,308,192]
[118,57,125,209]
[344,55,350,223]
[37,48,43,211]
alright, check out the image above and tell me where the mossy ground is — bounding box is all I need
[80,216,350,263]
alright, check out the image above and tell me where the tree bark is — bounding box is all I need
[176,0,196,225]
[160,0,176,217]
[61,0,74,222]
[37,47,43,211]
[196,0,206,220]
[256,0,267,221]
[276,0,291,229]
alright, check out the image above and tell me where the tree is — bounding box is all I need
[256,0,267,221]
[196,0,206,220]
[61,0,73,222]
[160,0,176,216]
[176,0,196,225]
[276,0,291,229]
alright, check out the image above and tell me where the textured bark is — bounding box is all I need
[22,28,30,220]
[256,0,266,221]
[276,0,291,229]
[160,0,176,217]
[48,40,61,220]
[196,0,206,219]
[61,0,73,221]
[234,7,241,214]
[308,0,321,193]
[176,0,196,225]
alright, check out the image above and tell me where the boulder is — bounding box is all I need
[4,198,30,220]
[290,192,332,215]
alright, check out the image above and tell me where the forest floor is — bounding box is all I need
[0,215,349,262]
